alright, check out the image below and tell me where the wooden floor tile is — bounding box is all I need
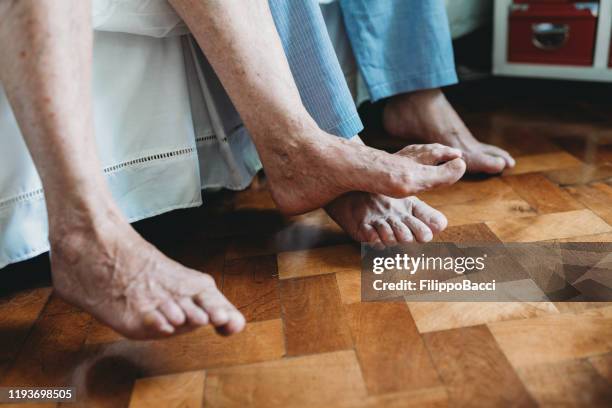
[566,182,612,225]
[0,288,51,369]
[280,274,352,356]
[128,371,205,408]
[277,244,359,280]
[204,350,367,408]
[589,353,612,383]
[407,301,558,333]
[553,301,612,314]
[428,180,535,226]
[438,200,535,227]
[225,210,349,260]
[417,178,528,208]
[547,232,612,242]
[335,270,361,304]
[516,359,612,407]
[486,209,612,242]
[488,307,612,367]
[351,387,448,408]
[42,293,80,316]
[223,255,280,322]
[544,163,612,186]
[81,319,285,377]
[345,302,440,395]
[423,325,536,407]
[503,151,583,176]
[85,319,125,345]
[503,173,583,214]
[433,223,502,243]
[1,312,90,387]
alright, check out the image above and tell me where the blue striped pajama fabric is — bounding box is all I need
[338,0,459,102]
[269,0,363,139]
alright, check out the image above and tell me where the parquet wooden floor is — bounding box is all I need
[1,80,612,407]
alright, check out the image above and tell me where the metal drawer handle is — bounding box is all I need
[532,23,570,50]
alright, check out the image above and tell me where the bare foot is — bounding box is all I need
[326,193,447,247]
[256,122,466,215]
[383,88,515,174]
[325,139,451,246]
[50,209,245,340]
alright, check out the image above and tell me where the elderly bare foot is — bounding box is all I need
[326,193,447,247]
[325,138,451,246]
[50,207,245,340]
[257,122,466,215]
[383,88,515,174]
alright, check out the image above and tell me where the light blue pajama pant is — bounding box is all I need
[338,0,458,102]
[217,0,458,139]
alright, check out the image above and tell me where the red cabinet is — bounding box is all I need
[508,2,599,66]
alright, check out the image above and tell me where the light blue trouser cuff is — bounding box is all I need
[368,68,459,102]
[340,0,459,102]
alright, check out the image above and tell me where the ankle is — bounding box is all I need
[48,197,125,250]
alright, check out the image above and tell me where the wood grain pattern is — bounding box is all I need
[1,312,90,387]
[280,274,352,356]
[0,288,51,369]
[516,359,612,407]
[566,182,612,225]
[345,302,440,394]
[437,195,535,227]
[335,270,361,304]
[488,307,612,367]
[544,163,612,186]
[503,151,583,175]
[589,353,612,383]
[129,371,205,408]
[204,350,367,408]
[423,325,536,407]
[81,319,285,377]
[225,210,348,260]
[417,178,514,207]
[277,244,359,280]
[486,209,612,242]
[433,223,502,243]
[41,293,80,316]
[418,179,537,227]
[223,255,280,322]
[407,301,558,333]
[503,173,583,214]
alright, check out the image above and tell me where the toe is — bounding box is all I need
[178,297,209,326]
[416,158,466,191]
[483,144,515,168]
[372,219,397,247]
[143,310,175,335]
[402,215,434,242]
[158,299,186,327]
[387,217,414,243]
[359,223,384,249]
[217,311,246,336]
[412,198,448,233]
[466,152,506,174]
[194,291,242,332]
[423,143,463,165]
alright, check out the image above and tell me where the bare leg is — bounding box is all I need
[0,0,244,339]
[169,0,466,215]
[383,88,516,174]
